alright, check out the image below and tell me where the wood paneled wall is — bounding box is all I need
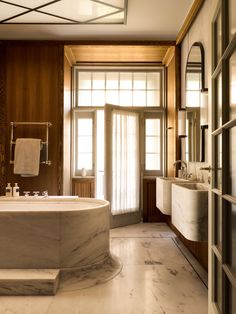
[0,43,6,195]
[0,42,64,195]
[166,47,181,176]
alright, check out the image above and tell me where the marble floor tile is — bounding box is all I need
[0,223,208,314]
[110,222,174,238]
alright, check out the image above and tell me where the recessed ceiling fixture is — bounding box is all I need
[0,0,127,24]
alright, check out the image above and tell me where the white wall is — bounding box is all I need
[180,2,220,313]
[181,0,218,182]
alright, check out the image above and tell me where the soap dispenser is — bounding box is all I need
[13,183,20,197]
[5,183,12,197]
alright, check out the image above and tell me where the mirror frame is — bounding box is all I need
[185,42,205,92]
[184,42,208,162]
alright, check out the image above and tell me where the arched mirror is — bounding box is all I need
[184,42,208,162]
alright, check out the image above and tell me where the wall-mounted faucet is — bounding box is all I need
[173,160,188,178]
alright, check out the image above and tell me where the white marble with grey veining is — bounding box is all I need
[171,183,208,241]
[0,223,207,314]
[0,198,110,269]
[0,211,60,268]
[0,269,60,296]
[60,205,110,268]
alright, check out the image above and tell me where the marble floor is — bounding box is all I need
[0,223,208,314]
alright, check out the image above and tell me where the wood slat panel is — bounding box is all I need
[143,178,166,222]
[0,43,6,195]
[72,178,95,198]
[4,42,64,196]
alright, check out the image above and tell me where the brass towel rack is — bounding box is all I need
[10,121,52,165]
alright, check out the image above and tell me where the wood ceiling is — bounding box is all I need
[65,44,175,65]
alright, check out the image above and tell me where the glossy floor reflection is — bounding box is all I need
[0,223,208,314]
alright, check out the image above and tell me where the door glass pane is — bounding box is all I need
[214,195,222,251]
[145,119,161,171]
[229,0,236,41]
[216,73,222,128]
[215,133,222,190]
[214,255,222,312]
[96,110,104,199]
[230,283,236,314]
[77,118,93,171]
[215,10,222,67]
[229,127,236,198]
[230,203,236,275]
[229,51,236,120]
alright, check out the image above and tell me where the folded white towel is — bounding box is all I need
[14,138,41,177]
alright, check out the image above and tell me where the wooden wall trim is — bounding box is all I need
[0,40,176,46]
[64,46,74,66]
[176,0,205,45]
[162,46,175,66]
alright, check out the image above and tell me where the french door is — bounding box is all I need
[210,1,236,313]
[105,104,141,228]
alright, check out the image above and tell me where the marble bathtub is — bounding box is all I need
[0,198,122,295]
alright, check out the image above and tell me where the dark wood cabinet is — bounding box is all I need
[72,178,95,198]
[143,178,166,222]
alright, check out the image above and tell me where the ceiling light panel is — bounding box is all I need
[1,0,57,8]
[8,10,72,23]
[94,11,124,23]
[39,0,119,23]
[0,2,28,21]
[0,0,127,24]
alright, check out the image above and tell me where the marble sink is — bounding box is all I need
[156,177,187,215]
[171,183,209,242]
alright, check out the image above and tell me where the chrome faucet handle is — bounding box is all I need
[23,191,30,197]
[42,190,48,197]
[33,191,40,197]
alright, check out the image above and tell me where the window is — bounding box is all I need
[75,68,162,107]
[145,117,161,171]
[73,111,94,176]
[73,66,165,198]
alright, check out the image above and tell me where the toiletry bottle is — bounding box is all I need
[13,183,20,197]
[5,183,12,197]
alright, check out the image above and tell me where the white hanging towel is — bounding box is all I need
[14,138,41,177]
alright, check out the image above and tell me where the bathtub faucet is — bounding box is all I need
[42,190,48,198]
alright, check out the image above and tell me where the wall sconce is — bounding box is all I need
[178,109,187,137]
[200,88,208,126]
[200,88,208,162]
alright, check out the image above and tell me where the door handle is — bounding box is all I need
[199,166,212,172]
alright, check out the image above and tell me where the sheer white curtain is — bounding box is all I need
[111,110,139,215]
